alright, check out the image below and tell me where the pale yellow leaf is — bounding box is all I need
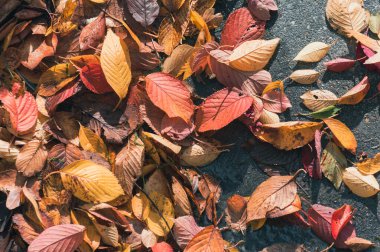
[289,69,320,84]
[300,90,338,111]
[228,38,280,72]
[342,167,380,198]
[293,42,331,62]
[131,192,150,221]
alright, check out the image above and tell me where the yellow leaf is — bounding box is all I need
[145,191,175,237]
[289,69,320,84]
[323,118,357,154]
[356,153,380,175]
[142,131,182,155]
[38,63,78,97]
[158,17,182,55]
[326,0,369,37]
[343,167,380,198]
[162,0,186,12]
[100,29,132,107]
[71,210,101,251]
[228,38,280,72]
[162,44,194,77]
[254,121,322,150]
[262,80,284,95]
[293,42,331,62]
[190,10,212,42]
[79,125,108,158]
[59,160,124,203]
[131,193,150,221]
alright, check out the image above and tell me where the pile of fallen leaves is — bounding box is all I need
[0,0,379,251]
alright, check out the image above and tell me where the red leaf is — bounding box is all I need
[145,72,194,123]
[196,88,253,132]
[356,43,380,73]
[0,83,38,135]
[28,224,85,252]
[209,49,272,94]
[45,81,82,115]
[308,204,356,249]
[301,130,322,179]
[324,58,356,72]
[79,12,106,51]
[161,115,195,141]
[248,0,278,21]
[221,8,265,47]
[262,90,292,113]
[80,63,113,94]
[152,242,174,252]
[331,204,354,240]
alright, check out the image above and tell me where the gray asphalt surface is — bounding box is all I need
[191,0,380,251]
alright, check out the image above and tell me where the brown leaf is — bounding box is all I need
[323,118,357,154]
[15,140,47,177]
[247,175,297,222]
[225,194,247,232]
[184,226,224,252]
[114,135,145,198]
[79,12,106,51]
[172,176,192,216]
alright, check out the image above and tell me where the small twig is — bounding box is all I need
[226,240,245,250]
[321,242,334,252]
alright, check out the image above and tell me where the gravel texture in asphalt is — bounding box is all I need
[190,0,380,251]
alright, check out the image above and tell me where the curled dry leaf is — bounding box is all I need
[338,76,370,105]
[28,224,85,252]
[196,88,253,132]
[100,29,132,105]
[293,42,331,62]
[173,216,204,249]
[225,194,247,232]
[307,204,356,249]
[342,167,380,198]
[289,69,320,84]
[254,121,323,150]
[16,140,47,177]
[59,160,124,203]
[12,213,39,244]
[300,89,338,111]
[321,142,348,189]
[355,153,380,175]
[180,141,221,167]
[247,175,297,222]
[331,204,354,240]
[145,72,194,123]
[79,12,106,51]
[324,58,356,72]
[0,139,20,160]
[143,131,182,155]
[326,0,369,37]
[228,38,280,71]
[221,7,265,47]
[184,226,224,252]
[344,237,374,251]
[262,89,292,113]
[126,0,159,28]
[247,0,278,21]
[323,118,357,154]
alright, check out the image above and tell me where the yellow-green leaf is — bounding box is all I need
[59,160,124,203]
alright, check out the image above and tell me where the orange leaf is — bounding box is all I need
[184,226,224,252]
[195,88,253,132]
[338,76,370,105]
[323,118,357,154]
[145,72,194,123]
